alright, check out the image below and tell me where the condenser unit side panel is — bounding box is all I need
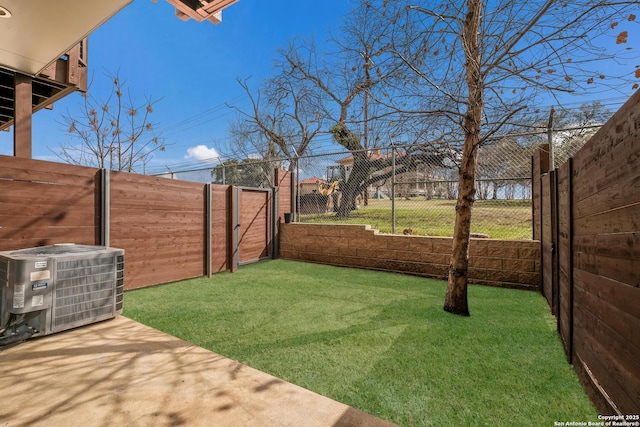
[115,252,124,314]
[0,256,52,337]
[0,257,9,330]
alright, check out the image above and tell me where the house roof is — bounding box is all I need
[298,176,327,185]
[336,149,394,166]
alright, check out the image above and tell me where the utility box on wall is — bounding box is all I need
[0,244,124,347]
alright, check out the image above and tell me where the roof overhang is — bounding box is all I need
[161,0,239,24]
[0,0,133,76]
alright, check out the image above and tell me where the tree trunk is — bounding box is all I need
[444,0,483,317]
[331,122,368,218]
[336,151,369,218]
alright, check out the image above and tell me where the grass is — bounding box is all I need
[301,198,532,240]
[123,260,596,426]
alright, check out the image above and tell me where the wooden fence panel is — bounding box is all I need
[211,185,231,273]
[275,169,293,223]
[556,160,573,362]
[534,90,640,414]
[110,172,207,290]
[0,155,99,250]
[540,173,555,312]
[573,270,640,412]
[238,189,271,264]
[568,90,640,414]
[0,155,286,290]
[533,92,640,414]
[531,144,549,242]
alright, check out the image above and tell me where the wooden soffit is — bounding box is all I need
[160,0,239,24]
[0,0,132,76]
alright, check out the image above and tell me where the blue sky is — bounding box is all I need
[1,0,637,175]
[0,0,352,173]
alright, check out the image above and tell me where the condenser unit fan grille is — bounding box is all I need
[115,255,124,311]
[53,256,118,330]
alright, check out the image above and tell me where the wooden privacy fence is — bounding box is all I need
[533,90,640,415]
[0,156,293,290]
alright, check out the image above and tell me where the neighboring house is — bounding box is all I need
[332,148,456,200]
[332,148,390,182]
[298,176,327,196]
[297,176,339,215]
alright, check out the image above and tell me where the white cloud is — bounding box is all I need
[184,145,221,163]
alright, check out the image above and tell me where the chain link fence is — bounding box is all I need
[153,127,595,240]
[293,144,532,240]
[161,160,282,188]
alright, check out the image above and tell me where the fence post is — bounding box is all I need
[100,169,110,247]
[562,158,574,364]
[391,145,396,234]
[206,183,212,278]
[272,186,279,259]
[293,160,299,222]
[551,169,559,316]
[532,143,550,242]
[230,186,240,272]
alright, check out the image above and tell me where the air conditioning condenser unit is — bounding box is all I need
[0,244,124,347]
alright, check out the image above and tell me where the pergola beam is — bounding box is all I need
[13,73,32,158]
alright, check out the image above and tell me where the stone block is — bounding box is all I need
[519,271,541,286]
[302,224,341,237]
[356,247,380,259]
[469,257,503,270]
[286,223,308,236]
[432,238,453,253]
[420,263,449,277]
[469,240,488,256]
[467,267,487,281]
[518,245,540,259]
[485,268,519,283]
[409,237,434,252]
[504,258,536,272]
[392,250,420,262]
[420,253,448,265]
[384,235,410,250]
[339,224,375,238]
[487,244,519,259]
[337,246,359,257]
[348,237,381,249]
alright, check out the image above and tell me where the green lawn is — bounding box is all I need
[124,260,596,426]
[301,198,533,240]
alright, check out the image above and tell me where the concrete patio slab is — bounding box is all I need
[0,316,397,427]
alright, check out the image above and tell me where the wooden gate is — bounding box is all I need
[233,187,273,266]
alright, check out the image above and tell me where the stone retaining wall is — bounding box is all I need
[279,223,540,290]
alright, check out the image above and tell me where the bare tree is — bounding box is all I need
[55,72,165,172]
[279,3,413,217]
[529,101,613,166]
[370,0,639,315]
[227,73,326,172]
